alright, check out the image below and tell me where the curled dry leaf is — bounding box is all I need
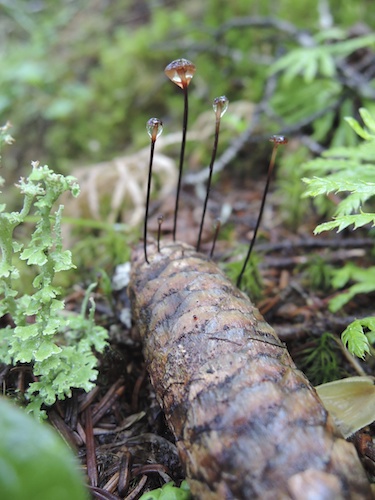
[61,150,177,227]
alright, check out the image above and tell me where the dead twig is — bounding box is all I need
[124,475,148,500]
[48,409,81,450]
[89,486,119,500]
[84,407,98,488]
[91,378,125,426]
[118,451,132,497]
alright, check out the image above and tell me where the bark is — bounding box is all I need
[129,240,372,499]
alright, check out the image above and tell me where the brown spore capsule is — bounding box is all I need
[164,59,196,89]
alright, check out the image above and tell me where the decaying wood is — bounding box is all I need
[129,240,372,499]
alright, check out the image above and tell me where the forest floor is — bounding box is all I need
[2,171,375,499]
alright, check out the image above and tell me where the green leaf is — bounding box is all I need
[344,117,373,140]
[361,316,375,331]
[303,108,375,238]
[330,264,356,289]
[326,33,375,56]
[49,298,65,314]
[0,327,12,363]
[139,480,191,500]
[313,213,375,233]
[341,321,371,359]
[329,266,375,312]
[303,56,318,83]
[359,108,375,135]
[0,397,87,499]
[318,51,336,79]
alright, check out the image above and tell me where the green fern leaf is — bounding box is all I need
[329,266,375,311]
[327,33,375,56]
[271,34,375,84]
[303,107,375,360]
[359,108,375,134]
[314,212,375,233]
[318,51,336,78]
[345,117,374,140]
[341,321,371,359]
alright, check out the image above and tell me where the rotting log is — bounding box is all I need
[129,240,372,499]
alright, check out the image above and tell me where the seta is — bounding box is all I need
[143,58,288,288]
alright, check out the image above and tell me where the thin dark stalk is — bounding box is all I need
[210,218,221,258]
[196,117,221,252]
[236,139,285,288]
[144,139,155,264]
[173,86,188,241]
[143,118,163,263]
[157,214,164,253]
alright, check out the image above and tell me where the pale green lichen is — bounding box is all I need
[0,144,108,418]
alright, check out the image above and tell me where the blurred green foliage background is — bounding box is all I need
[1,0,375,177]
[1,0,375,279]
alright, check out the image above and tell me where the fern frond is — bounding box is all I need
[270,34,375,83]
[303,108,375,359]
[303,108,375,228]
[324,141,375,161]
[303,175,375,219]
[270,79,341,125]
[328,266,375,312]
[341,319,372,359]
[314,212,375,233]
[303,157,375,176]
[303,177,375,197]
[358,108,375,135]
